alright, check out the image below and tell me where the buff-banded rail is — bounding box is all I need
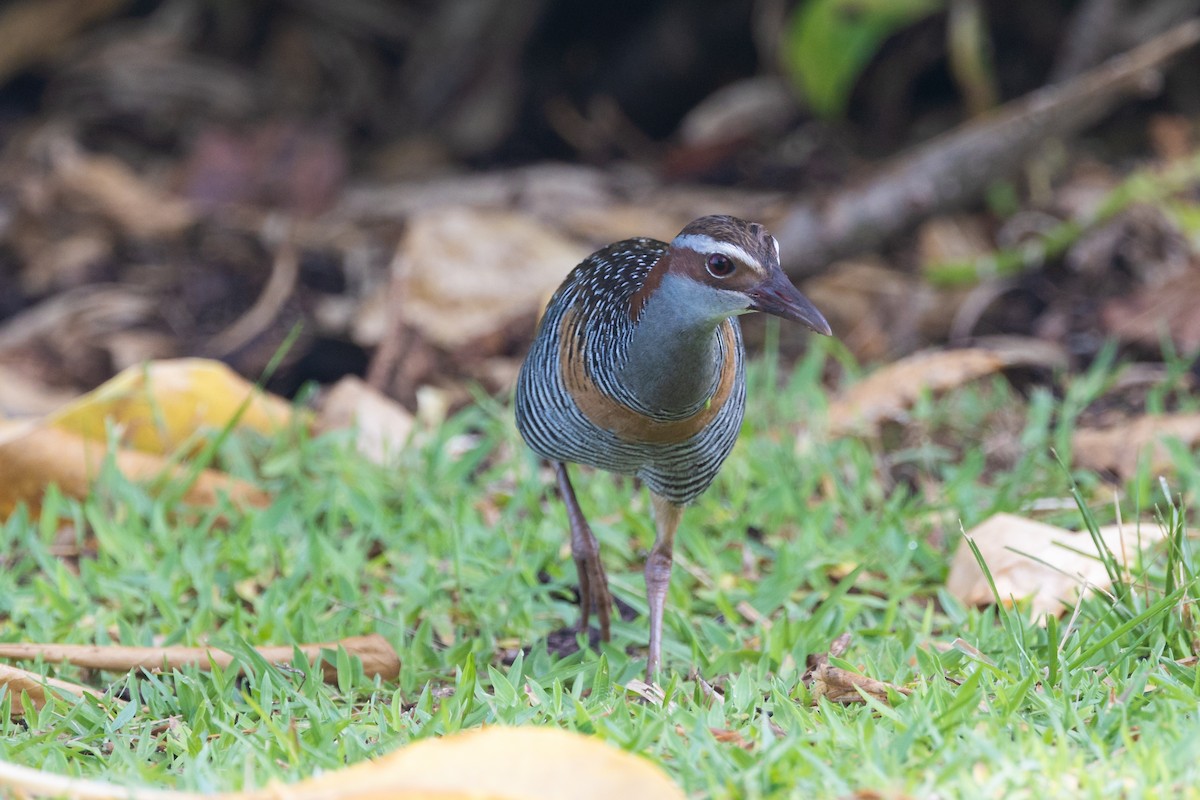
[516,215,831,678]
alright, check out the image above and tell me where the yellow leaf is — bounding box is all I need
[49,359,295,454]
[0,727,684,799]
[271,726,685,800]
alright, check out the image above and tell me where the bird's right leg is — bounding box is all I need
[553,461,612,642]
[645,494,683,680]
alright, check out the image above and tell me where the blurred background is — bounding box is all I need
[0,0,1197,411]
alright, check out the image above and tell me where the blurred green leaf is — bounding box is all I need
[784,0,946,118]
[1166,198,1200,241]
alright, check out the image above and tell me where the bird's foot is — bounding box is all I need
[574,550,612,643]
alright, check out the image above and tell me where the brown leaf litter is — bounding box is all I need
[824,341,1067,438]
[0,663,116,717]
[803,634,911,705]
[946,513,1167,617]
[1073,413,1200,481]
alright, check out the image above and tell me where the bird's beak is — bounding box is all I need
[749,271,832,335]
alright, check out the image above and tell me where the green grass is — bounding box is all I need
[2,337,1199,798]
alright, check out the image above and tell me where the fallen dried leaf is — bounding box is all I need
[0,425,268,517]
[0,663,116,717]
[1101,265,1200,353]
[826,343,1064,437]
[397,208,590,349]
[1073,413,1200,481]
[294,726,685,800]
[802,634,910,705]
[0,726,687,799]
[800,259,931,363]
[180,123,346,215]
[827,633,852,659]
[839,790,919,800]
[50,359,295,455]
[0,286,162,389]
[0,633,399,684]
[624,678,671,708]
[946,513,1167,616]
[1147,115,1195,161]
[20,231,113,297]
[828,348,1006,436]
[709,727,753,749]
[946,637,992,665]
[917,215,994,266]
[808,661,910,705]
[54,150,194,239]
[317,376,415,465]
[0,365,78,417]
[0,0,130,83]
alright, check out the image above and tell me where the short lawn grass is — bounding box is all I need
[2,337,1199,798]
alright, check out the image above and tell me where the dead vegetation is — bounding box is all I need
[0,0,1195,416]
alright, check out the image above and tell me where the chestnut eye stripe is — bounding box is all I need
[671,234,765,275]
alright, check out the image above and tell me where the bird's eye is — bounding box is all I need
[706,253,736,278]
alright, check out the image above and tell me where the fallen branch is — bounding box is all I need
[0,633,400,684]
[775,19,1200,277]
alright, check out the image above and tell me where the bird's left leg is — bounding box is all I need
[554,461,612,643]
[646,493,684,680]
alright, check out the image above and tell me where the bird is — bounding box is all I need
[515,215,831,678]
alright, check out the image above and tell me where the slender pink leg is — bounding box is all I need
[554,461,612,642]
[645,494,683,679]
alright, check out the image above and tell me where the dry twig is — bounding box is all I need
[0,633,400,684]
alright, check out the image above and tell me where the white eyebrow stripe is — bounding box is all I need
[772,236,780,260]
[671,234,763,273]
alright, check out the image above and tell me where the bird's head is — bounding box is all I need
[633,215,832,335]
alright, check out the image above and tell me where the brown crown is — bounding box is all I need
[675,215,777,268]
